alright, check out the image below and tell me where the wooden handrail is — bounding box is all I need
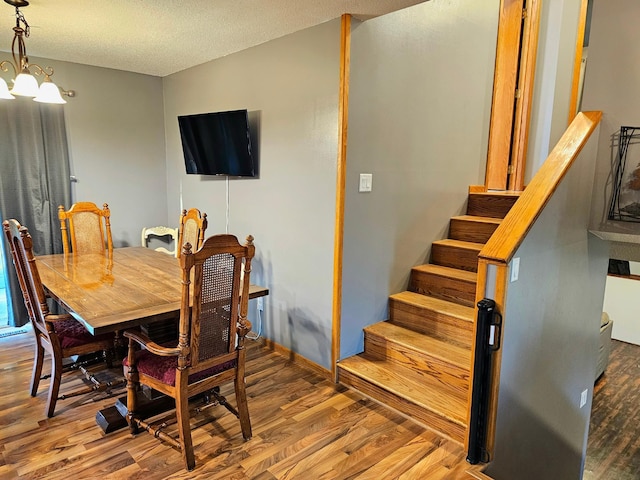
[467,111,603,461]
[479,111,602,264]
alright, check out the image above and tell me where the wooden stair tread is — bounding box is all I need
[409,264,477,307]
[411,264,477,283]
[467,192,520,219]
[365,321,471,368]
[450,215,502,225]
[338,354,468,426]
[431,239,483,272]
[470,190,521,196]
[449,215,502,244]
[432,239,484,251]
[389,291,475,322]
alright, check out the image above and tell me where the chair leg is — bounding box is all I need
[235,376,252,440]
[125,365,140,435]
[175,386,195,470]
[30,342,45,397]
[46,353,63,418]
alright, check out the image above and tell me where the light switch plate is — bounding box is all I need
[359,173,372,192]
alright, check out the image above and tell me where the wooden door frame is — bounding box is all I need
[567,0,589,123]
[485,0,541,192]
[331,14,351,381]
[485,0,589,191]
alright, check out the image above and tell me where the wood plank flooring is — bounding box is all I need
[584,340,640,480]
[4,330,633,479]
[0,328,482,479]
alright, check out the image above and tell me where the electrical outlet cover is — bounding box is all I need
[580,389,588,408]
[511,257,520,282]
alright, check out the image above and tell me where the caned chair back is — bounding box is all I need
[58,202,113,256]
[178,208,207,258]
[3,219,117,417]
[141,226,179,256]
[123,233,255,470]
[2,219,51,340]
[179,234,254,370]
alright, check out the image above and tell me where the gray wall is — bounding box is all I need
[526,0,584,181]
[581,0,640,253]
[340,0,499,358]
[25,56,167,247]
[162,21,341,369]
[485,132,608,479]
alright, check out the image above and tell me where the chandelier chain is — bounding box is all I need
[15,7,29,37]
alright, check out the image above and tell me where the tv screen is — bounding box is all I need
[178,109,255,177]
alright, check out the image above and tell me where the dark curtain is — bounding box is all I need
[0,100,72,327]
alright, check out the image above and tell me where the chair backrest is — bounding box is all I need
[178,234,254,370]
[2,219,52,340]
[178,208,208,258]
[58,202,113,256]
[141,226,179,256]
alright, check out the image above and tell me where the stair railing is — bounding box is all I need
[465,111,603,461]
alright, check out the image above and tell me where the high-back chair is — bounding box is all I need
[124,234,255,471]
[141,226,179,256]
[2,219,116,417]
[177,208,207,257]
[58,202,113,256]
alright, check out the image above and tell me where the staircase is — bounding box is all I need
[337,190,519,444]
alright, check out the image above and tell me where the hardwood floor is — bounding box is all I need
[0,328,482,479]
[584,340,640,480]
[5,331,633,479]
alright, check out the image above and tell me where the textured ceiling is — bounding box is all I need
[0,0,426,77]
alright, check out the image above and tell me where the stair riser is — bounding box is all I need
[338,367,466,444]
[431,244,480,272]
[449,218,499,243]
[467,194,518,219]
[388,298,473,348]
[408,269,476,307]
[364,332,470,396]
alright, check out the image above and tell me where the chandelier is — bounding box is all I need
[0,0,73,104]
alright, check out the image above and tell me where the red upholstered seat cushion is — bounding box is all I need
[55,318,113,349]
[123,349,236,387]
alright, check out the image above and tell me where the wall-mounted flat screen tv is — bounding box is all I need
[178,109,255,177]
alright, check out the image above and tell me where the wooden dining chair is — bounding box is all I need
[141,226,179,256]
[124,234,255,471]
[58,202,113,256]
[2,219,117,417]
[177,208,207,257]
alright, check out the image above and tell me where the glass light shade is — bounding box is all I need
[10,72,39,97]
[0,78,14,99]
[34,80,66,104]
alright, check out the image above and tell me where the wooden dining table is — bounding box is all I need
[36,246,269,336]
[36,246,269,433]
